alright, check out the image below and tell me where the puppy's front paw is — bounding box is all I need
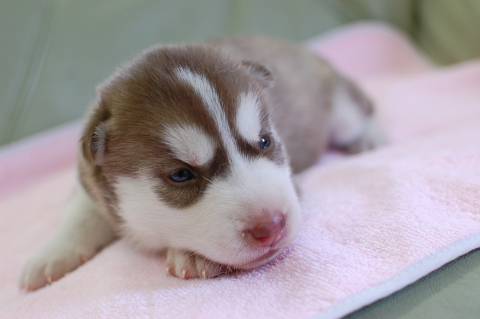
[166,248,229,279]
[20,244,92,291]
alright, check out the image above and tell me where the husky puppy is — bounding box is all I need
[20,36,382,291]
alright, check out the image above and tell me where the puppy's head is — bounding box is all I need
[81,44,300,270]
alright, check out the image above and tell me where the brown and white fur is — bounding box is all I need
[20,35,383,291]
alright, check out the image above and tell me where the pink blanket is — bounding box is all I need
[2,22,480,318]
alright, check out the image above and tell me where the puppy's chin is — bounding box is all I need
[235,248,283,270]
[226,233,297,271]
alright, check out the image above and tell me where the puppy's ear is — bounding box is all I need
[81,94,111,165]
[242,61,274,88]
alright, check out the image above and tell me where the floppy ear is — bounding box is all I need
[80,96,111,165]
[242,61,274,88]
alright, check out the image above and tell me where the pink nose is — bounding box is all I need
[247,214,286,247]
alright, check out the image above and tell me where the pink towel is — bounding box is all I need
[2,22,480,319]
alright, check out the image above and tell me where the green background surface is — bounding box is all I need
[2,0,480,147]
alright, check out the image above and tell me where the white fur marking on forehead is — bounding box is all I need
[175,67,237,157]
[164,124,216,166]
[175,68,227,135]
[236,92,262,143]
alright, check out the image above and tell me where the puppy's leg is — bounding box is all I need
[166,248,228,280]
[20,184,116,291]
[329,76,386,153]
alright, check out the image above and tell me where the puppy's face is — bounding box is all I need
[81,44,300,269]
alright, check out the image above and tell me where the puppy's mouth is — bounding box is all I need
[236,248,282,270]
[234,227,294,270]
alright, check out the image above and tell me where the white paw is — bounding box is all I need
[165,248,230,279]
[20,243,93,291]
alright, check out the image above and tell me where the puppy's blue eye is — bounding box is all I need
[170,169,194,182]
[259,136,270,149]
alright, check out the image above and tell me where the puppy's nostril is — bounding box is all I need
[248,214,286,247]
